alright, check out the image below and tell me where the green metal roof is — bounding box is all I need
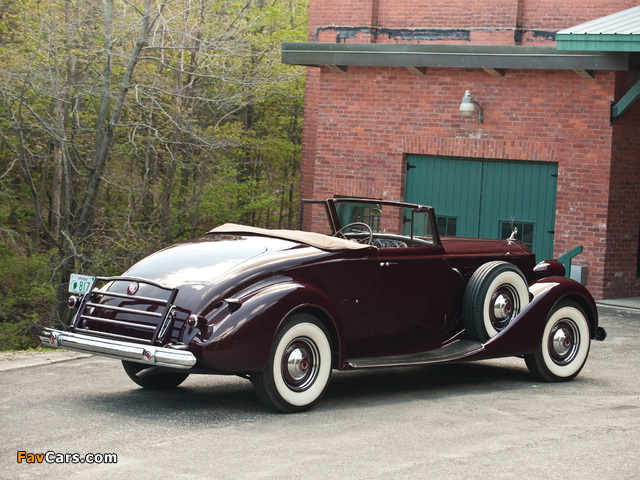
[556,6,640,52]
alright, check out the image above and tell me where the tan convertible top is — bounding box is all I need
[209,223,374,251]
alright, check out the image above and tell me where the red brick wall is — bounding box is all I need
[376,0,517,28]
[603,71,640,298]
[300,68,320,203]
[309,0,377,42]
[308,65,618,298]
[309,0,640,45]
[521,1,639,37]
[302,0,640,299]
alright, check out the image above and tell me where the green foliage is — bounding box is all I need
[0,0,310,349]
[0,246,55,350]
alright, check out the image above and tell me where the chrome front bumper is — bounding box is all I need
[40,328,197,369]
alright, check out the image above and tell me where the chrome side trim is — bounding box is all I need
[40,328,196,369]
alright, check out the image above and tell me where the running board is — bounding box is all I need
[345,339,484,369]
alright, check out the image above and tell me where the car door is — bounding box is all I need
[366,244,462,356]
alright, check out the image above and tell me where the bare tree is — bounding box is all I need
[75,0,169,243]
[0,0,307,334]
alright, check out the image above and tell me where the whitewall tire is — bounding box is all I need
[463,261,530,341]
[253,313,332,413]
[525,301,591,382]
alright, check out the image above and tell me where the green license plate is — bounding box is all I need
[68,274,96,295]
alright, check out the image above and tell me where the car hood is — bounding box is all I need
[440,236,533,256]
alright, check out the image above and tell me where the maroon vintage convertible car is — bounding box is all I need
[41,198,606,412]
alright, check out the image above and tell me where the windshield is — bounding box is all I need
[300,198,438,247]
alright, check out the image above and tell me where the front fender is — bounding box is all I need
[473,276,598,361]
[192,279,342,373]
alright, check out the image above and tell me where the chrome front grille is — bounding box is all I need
[70,276,179,345]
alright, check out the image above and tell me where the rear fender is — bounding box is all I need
[473,276,598,361]
[194,280,342,373]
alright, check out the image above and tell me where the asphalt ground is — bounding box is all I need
[1,301,639,479]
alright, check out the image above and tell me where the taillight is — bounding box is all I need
[67,296,78,308]
[187,314,205,329]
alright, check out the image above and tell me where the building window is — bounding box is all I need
[500,221,534,250]
[335,200,382,233]
[437,216,457,237]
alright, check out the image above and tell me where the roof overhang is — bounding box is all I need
[555,6,640,122]
[282,8,640,122]
[281,42,630,74]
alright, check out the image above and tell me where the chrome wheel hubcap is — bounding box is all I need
[549,320,579,365]
[493,293,513,321]
[490,286,518,331]
[282,338,319,391]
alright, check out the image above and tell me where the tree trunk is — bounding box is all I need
[161,157,176,244]
[50,145,63,238]
[76,0,166,242]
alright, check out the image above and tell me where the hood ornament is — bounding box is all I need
[506,217,518,242]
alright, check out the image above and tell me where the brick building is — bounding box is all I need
[282,1,640,300]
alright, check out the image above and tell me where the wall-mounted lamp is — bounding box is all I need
[459,90,483,124]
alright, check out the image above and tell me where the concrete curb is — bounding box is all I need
[0,350,91,372]
[597,297,640,312]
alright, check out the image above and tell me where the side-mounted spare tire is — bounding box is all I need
[462,261,530,341]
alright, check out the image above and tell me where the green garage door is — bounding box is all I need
[405,155,557,261]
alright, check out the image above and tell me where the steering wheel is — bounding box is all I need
[333,222,373,245]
